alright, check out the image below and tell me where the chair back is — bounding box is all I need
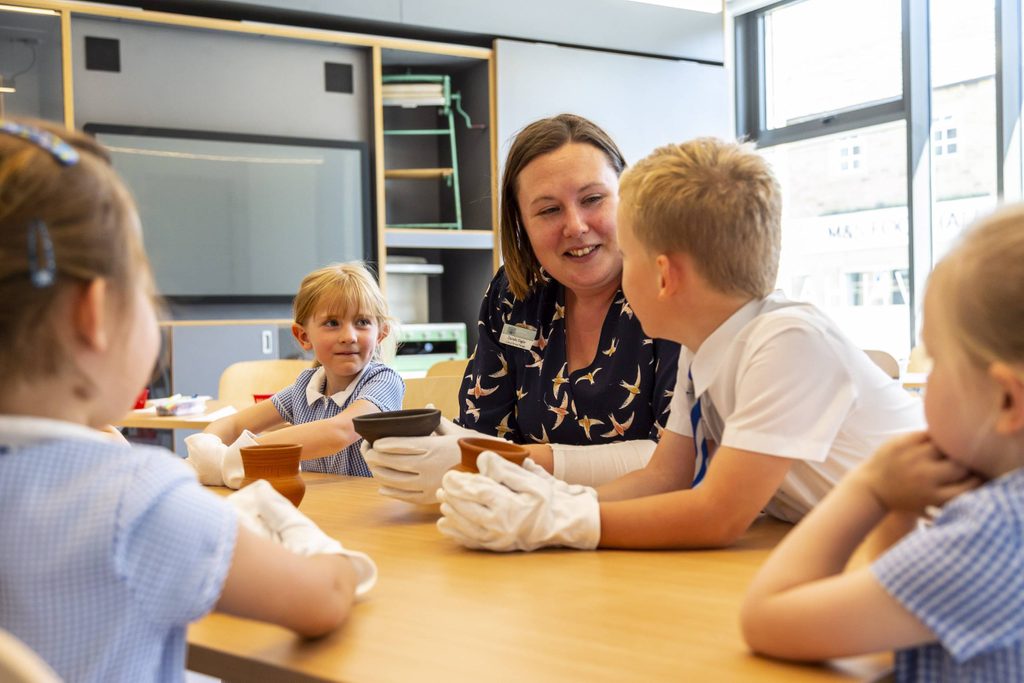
[0,629,61,683]
[402,375,464,420]
[425,358,469,378]
[907,345,932,373]
[218,359,314,407]
[863,349,900,379]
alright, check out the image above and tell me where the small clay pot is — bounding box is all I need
[352,408,441,446]
[239,443,306,506]
[455,437,529,473]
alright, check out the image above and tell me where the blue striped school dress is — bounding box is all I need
[272,362,404,476]
[872,467,1024,682]
[0,416,237,683]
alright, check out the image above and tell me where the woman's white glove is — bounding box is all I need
[184,430,259,488]
[362,415,481,504]
[436,452,600,552]
[227,480,378,598]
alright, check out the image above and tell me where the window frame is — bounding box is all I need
[734,0,1022,348]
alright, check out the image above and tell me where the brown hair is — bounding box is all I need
[500,114,626,300]
[292,261,393,360]
[619,137,782,299]
[0,118,150,382]
[928,204,1024,374]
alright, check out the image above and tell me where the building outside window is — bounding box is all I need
[735,0,1007,360]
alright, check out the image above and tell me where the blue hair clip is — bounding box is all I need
[27,220,56,288]
[0,120,80,166]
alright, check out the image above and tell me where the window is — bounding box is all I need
[735,0,1011,360]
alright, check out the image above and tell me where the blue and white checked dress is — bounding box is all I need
[0,416,237,683]
[872,467,1024,682]
[272,362,404,476]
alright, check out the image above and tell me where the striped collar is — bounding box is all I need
[0,415,111,447]
[304,365,369,407]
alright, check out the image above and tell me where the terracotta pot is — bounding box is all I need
[455,437,529,473]
[239,443,306,506]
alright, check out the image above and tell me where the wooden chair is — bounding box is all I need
[402,375,464,420]
[907,344,932,373]
[863,349,900,379]
[0,629,60,683]
[218,359,314,407]
[425,358,469,378]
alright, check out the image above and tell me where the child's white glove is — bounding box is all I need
[227,480,378,598]
[362,413,483,505]
[184,431,258,488]
[436,452,600,552]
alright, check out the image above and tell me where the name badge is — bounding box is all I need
[499,323,537,350]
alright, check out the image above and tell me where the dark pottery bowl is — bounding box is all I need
[353,408,442,446]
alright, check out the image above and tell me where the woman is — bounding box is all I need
[365,114,679,504]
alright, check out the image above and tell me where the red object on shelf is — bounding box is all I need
[133,388,150,410]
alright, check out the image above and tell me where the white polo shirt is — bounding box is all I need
[665,291,925,522]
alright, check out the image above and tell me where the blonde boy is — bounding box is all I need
[436,137,924,551]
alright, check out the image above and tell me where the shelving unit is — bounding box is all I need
[380,73,479,230]
[373,47,498,350]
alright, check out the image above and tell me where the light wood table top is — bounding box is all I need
[116,400,238,430]
[188,475,890,683]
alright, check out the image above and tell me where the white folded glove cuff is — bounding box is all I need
[551,439,656,486]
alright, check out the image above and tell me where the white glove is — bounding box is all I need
[436,452,600,552]
[184,431,258,488]
[362,413,481,505]
[227,480,378,598]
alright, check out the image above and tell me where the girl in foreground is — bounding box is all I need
[0,119,375,682]
[742,206,1024,680]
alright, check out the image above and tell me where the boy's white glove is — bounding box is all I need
[436,452,600,552]
[362,412,483,505]
[184,431,258,488]
[227,480,378,598]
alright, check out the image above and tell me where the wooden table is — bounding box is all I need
[116,400,238,430]
[188,475,890,682]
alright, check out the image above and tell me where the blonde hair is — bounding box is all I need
[293,262,393,359]
[928,204,1024,374]
[619,137,782,299]
[0,118,151,383]
[500,114,626,300]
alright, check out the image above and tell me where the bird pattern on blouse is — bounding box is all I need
[458,269,678,446]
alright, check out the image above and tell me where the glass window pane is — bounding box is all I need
[0,8,64,122]
[763,0,902,129]
[760,121,910,358]
[930,0,998,264]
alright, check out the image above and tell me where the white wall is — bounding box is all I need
[495,39,731,169]
[200,0,724,63]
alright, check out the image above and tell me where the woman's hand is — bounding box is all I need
[850,431,983,515]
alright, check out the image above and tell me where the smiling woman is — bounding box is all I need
[362,114,680,504]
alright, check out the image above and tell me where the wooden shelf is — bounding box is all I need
[385,228,494,250]
[385,167,454,180]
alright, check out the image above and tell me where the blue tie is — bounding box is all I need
[688,368,709,486]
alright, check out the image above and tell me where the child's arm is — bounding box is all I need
[205,400,285,444]
[595,430,695,501]
[216,526,357,637]
[252,399,380,462]
[597,442,794,548]
[740,432,980,661]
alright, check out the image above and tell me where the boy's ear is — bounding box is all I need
[74,278,109,352]
[655,253,680,300]
[292,322,313,351]
[990,362,1024,435]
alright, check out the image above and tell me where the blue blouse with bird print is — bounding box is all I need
[459,268,679,446]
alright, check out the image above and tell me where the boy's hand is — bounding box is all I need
[436,453,600,552]
[852,431,983,514]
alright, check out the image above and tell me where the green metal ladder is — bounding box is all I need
[382,74,475,230]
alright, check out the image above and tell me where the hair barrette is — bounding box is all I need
[27,220,57,288]
[0,120,80,166]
